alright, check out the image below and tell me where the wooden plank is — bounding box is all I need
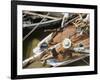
[23,19,61,28]
[23,11,62,20]
[23,56,35,68]
[47,54,89,67]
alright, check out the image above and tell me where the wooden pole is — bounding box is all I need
[23,11,61,20]
[23,19,61,28]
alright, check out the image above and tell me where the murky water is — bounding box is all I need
[23,28,51,60]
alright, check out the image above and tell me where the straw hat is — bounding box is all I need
[62,38,71,49]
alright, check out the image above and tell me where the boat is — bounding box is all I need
[23,12,90,68]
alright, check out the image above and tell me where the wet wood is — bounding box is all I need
[23,11,61,20]
[50,24,76,44]
[50,54,89,67]
[23,19,61,28]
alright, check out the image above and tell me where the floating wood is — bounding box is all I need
[23,11,62,20]
[23,19,62,28]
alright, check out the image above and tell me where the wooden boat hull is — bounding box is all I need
[32,23,89,66]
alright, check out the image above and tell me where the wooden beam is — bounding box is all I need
[23,19,61,28]
[23,11,61,20]
[23,56,35,68]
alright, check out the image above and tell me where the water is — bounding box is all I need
[23,28,51,60]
